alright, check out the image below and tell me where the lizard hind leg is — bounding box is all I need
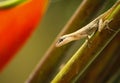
[104,19,116,32]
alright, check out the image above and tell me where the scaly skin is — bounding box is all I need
[0,0,48,71]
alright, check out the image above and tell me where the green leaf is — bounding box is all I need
[0,0,28,9]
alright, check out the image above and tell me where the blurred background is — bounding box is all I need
[0,0,82,83]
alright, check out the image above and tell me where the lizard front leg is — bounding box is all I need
[98,18,114,32]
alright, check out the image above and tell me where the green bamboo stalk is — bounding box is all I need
[51,0,120,82]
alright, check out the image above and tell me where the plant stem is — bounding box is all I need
[51,0,120,82]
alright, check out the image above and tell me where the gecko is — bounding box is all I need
[56,1,120,47]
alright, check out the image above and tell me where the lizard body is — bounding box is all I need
[56,1,120,47]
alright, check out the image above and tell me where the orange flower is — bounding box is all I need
[0,0,48,71]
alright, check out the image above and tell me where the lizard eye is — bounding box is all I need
[58,38,64,43]
[57,37,66,44]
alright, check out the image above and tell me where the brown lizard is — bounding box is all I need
[56,0,120,47]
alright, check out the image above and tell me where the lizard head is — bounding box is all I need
[56,34,77,47]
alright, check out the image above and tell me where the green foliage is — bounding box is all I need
[0,0,27,9]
